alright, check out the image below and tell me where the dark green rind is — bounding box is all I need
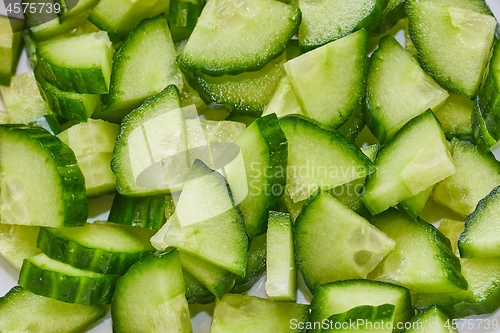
[372,0,406,35]
[28,114,63,135]
[0,125,88,227]
[107,193,170,231]
[472,100,498,152]
[34,67,100,122]
[231,232,267,293]
[401,306,452,333]
[321,304,395,333]
[169,0,205,41]
[36,224,154,275]
[337,103,366,142]
[478,38,500,141]
[18,256,118,305]
[0,286,105,333]
[183,270,215,304]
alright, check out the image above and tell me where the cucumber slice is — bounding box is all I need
[433,93,473,139]
[361,110,455,215]
[151,160,248,276]
[88,0,170,42]
[111,249,192,333]
[106,14,182,114]
[366,35,449,143]
[0,125,88,227]
[179,251,235,299]
[0,286,105,333]
[34,67,100,122]
[0,16,24,86]
[321,304,395,333]
[399,185,434,220]
[107,194,171,231]
[225,113,287,238]
[231,232,267,293]
[0,71,52,124]
[0,224,41,270]
[190,54,286,117]
[211,294,309,333]
[280,115,373,202]
[298,0,388,51]
[111,85,186,196]
[433,138,500,217]
[369,208,467,293]
[406,0,496,98]
[37,31,113,94]
[266,212,295,301]
[309,280,414,333]
[19,253,118,305]
[168,0,205,41]
[285,29,368,128]
[294,190,396,293]
[178,0,301,75]
[402,306,457,333]
[36,222,154,275]
[459,186,500,258]
[262,75,304,118]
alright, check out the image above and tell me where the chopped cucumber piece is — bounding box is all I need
[0,125,88,227]
[372,0,406,35]
[478,38,500,142]
[433,93,473,139]
[369,208,467,293]
[295,190,395,292]
[225,113,287,239]
[231,233,267,293]
[280,115,373,202]
[57,0,100,23]
[309,280,414,333]
[366,35,448,143]
[111,249,192,333]
[183,270,214,304]
[472,100,499,152]
[402,306,458,333]
[0,224,41,270]
[433,138,500,217]
[0,16,24,86]
[321,304,395,333]
[266,212,295,301]
[262,74,303,118]
[285,29,368,128]
[0,286,105,333]
[337,103,366,142]
[399,185,434,220]
[19,253,118,305]
[362,110,456,215]
[37,31,113,94]
[210,294,309,333]
[179,0,301,75]
[169,0,205,41]
[106,14,182,114]
[151,160,248,276]
[407,0,496,98]
[298,0,388,50]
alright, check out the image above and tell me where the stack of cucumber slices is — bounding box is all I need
[1,0,500,332]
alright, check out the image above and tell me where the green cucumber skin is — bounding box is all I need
[183,270,215,304]
[478,39,500,141]
[107,194,169,231]
[0,125,88,227]
[231,232,267,293]
[169,0,205,41]
[371,0,406,35]
[473,101,498,152]
[36,227,153,275]
[18,259,118,305]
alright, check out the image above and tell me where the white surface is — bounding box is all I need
[1,1,500,332]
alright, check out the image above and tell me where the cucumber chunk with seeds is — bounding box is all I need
[106,14,182,114]
[19,253,118,305]
[280,115,373,203]
[0,125,88,227]
[369,208,467,293]
[308,280,414,333]
[37,31,113,94]
[0,286,105,333]
[0,224,41,270]
[178,0,301,75]
[294,190,396,293]
[361,110,456,215]
[285,29,368,128]
[111,249,192,333]
[366,35,448,143]
[406,0,496,98]
[321,304,395,333]
[211,294,309,333]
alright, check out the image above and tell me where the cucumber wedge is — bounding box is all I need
[406,0,496,98]
[262,75,303,118]
[285,29,368,128]
[280,115,373,203]
[178,0,301,75]
[369,208,467,293]
[106,14,182,114]
[111,249,192,333]
[0,224,41,270]
[0,125,88,227]
[0,286,105,333]
[294,190,395,293]
[361,110,456,215]
[151,160,248,276]
[321,304,395,333]
[18,253,118,305]
[433,93,474,139]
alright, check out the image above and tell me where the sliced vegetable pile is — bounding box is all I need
[1,0,500,332]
